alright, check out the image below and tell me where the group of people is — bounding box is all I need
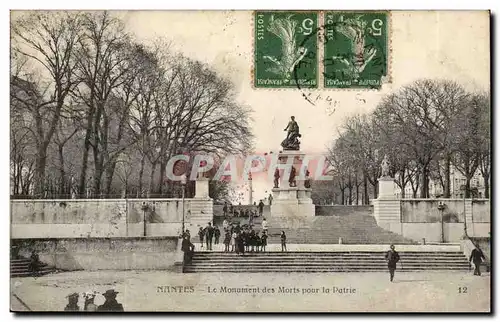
[197,222,220,251]
[222,200,266,219]
[64,289,124,312]
[223,225,269,254]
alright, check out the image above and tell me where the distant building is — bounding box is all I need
[394,167,489,199]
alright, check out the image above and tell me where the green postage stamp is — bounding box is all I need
[254,11,318,89]
[323,11,389,89]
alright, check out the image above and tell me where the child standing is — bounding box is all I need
[198,227,205,249]
[231,231,237,252]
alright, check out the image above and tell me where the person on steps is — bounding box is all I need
[223,230,231,252]
[231,231,237,252]
[198,227,205,249]
[214,225,221,245]
[261,231,268,252]
[205,222,214,251]
[469,243,486,276]
[280,231,287,252]
[258,200,265,217]
[181,235,195,264]
[385,244,400,282]
[29,250,41,277]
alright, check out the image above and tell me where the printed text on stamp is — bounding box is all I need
[254,11,318,88]
[323,12,389,89]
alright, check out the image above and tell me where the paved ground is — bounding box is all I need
[11,270,490,312]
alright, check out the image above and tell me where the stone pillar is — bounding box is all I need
[373,176,402,234]
[270,151,315,228]
[195,178,210,199]
[378,176,395,199]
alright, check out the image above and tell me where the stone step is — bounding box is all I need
[192,251,466,256]
[189,262,469,267]
[185,249,469,273]
[11,269,56,278]
[184,267,469,273]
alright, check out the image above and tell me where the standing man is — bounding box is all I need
[223,202,228,218]
[385,244,400,282]
[469,243,486,276]
[214,225,221,245]
[181,235,195,264]
[64,293,80,311]
[97,290,124,312]
[268,194,273,206]
[258,199,265,217]
[205,222,214,251]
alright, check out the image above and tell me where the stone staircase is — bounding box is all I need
[215,207,415,244]
[188,198,214,230]
[10,257,56,278]
[184,251,471,273]
[269,212,416,244]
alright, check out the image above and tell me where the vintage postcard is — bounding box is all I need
[10,10,491,313]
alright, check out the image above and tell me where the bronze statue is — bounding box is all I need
[281,116,302,150]
[289,166,297,187]
[274,168,280,188]
[304,169,311,188]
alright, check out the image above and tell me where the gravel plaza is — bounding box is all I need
[11,270,490,312]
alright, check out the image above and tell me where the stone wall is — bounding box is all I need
[373,198,490,242]
[11,198,213,239]
[12,237,180,271]
[401,199,466,223]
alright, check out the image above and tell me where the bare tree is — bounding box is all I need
[11,12,83,197]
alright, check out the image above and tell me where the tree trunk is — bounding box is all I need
[105,160,117,196]
[444,154,451,198]
[355,184,359,205]
[363,174,369,204]
[372,182,378,199]
[78,96,96,197]
[158,160,166,195]
[149,162,157,196]
[483,174,489,198]
[341,188,345,205]
[138,154,145,196]
[420,165,430,198]
[34,149,47,198]
[465,176,472,198]
[58,145,66,197]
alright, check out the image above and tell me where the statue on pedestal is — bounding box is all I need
[273,168,280,188]
[304,169,311,188]
[289,166,297,187]
[380,154,391,178]
[281,116,302,150]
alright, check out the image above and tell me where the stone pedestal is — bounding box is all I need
[195,178,210,199]
[373,175,401,234]
[269,151,315,228]
[378,176,395,199]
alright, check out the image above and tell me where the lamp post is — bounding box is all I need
[438,201,446,243]
[181,174,187,235]
[459,184,468,238]
[142,201,147,237]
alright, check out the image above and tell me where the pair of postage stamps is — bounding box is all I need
[254,11,389,89]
